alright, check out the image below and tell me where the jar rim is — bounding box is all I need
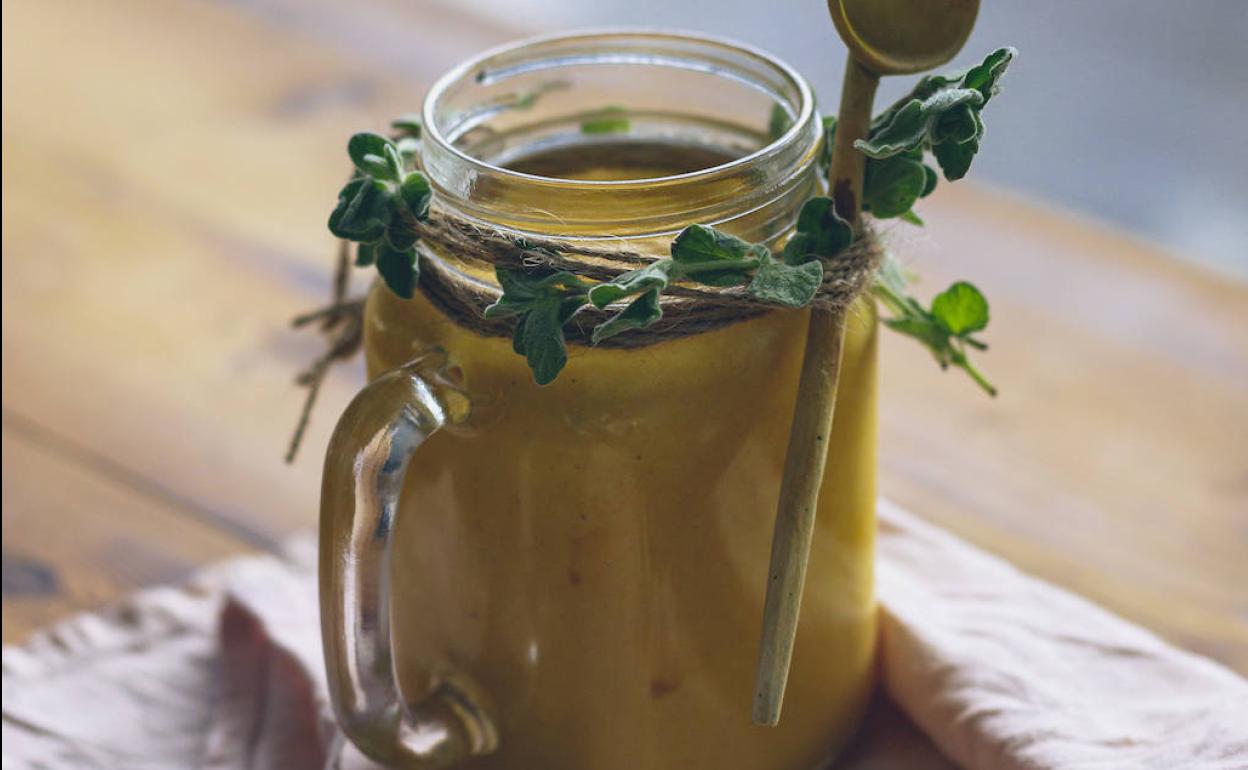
[419,29,822,238]
[422,28,816,190]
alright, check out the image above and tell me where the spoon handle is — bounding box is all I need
[752,54,879,727]
[828,57,880,222]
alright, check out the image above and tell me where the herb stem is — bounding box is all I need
[676,257,761,275]
[871,280,910,317]
[952,350,997,396]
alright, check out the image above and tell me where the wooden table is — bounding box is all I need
[4,0,1246,677]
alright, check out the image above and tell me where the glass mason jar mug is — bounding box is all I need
[320,31,878,770]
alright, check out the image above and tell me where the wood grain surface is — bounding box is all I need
[2,0,1245,677]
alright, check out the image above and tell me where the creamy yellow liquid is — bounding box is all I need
[363,142,878,770]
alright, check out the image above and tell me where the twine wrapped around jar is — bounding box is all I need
[412,204,882,348]
[285,206,881,460]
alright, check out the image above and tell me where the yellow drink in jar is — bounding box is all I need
[322,32,878,770]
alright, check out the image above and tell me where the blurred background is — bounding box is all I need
[3,0,1246,672]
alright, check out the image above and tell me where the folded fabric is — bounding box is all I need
[876,500,1248,770]
[3,501,1245,769]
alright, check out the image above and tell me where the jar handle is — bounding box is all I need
[319,350,498,767]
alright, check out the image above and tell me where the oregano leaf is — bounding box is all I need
[484,269,588,318]
[592,288,663,343]
[400,171,432,218]
[670,225,762,286]
[517,297,572,385]
[961,47,1016,104]
[330,178,389,242]
[899,209,925,226]
[385,217,418,250]
[863,155,928,219]
[328,178,365,238]
[782,197,853,263]
[932,133,980,181]
[671,224,753,264]
[883,315,949,352]
[375,243,418,299]
[348,132,399,180]
[768,103,793,141]
[818,115,837,177]
[588,261,673,308]
[930,281,989,336]
[855,100,927,158]
[580,106,630,135]
[919,86,983,117]
[483,269,590,385]
[872,257,996,396]
[931,102,980,145]
[383,143,405,180]
[921,164,939,197]
[748,251,824,308]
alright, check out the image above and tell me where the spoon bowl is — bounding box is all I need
[828,0,979,75]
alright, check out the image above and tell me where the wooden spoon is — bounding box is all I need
[753,0,980,727]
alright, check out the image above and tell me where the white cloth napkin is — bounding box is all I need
[4,501,1246,770]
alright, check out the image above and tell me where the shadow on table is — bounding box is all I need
[834,695,956,770]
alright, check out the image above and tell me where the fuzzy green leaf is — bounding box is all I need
[375,243,418,299]
[932,116,983,180]
[588,261,673,308]
[329,178,390,242]
[884,315,949,351]
[921,164,939,197]
[671,224,753,263]
[328,178,365,238]
[782,197,853,263]
[873,259,996,396]
[385,217,418,251]
[748,251,824,307]
[863,155,929,219]
[400,171,432,218]
[383,143,405,179]
[768,103,793,142]
[514,297,573,384]
[670,225,760,285]
[931,102,980,145]
[484,269,590,385]
[592,288,663,343]
[348,133,400,180]
[848,47,1014,228]
[818,115,838,177]
[854,47,1012,166]
[855,100,928,158]
[962,47,1016,104]
[931,281,989,335]
[483,269,588,318]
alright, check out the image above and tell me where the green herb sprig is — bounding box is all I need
[873,255,996,395]
[327,119,430,298]
[581,106,631,135]
[857,47,1016,223]
[484,202,850,384]
[324,48,1013,392]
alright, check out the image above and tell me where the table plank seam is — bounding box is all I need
[2,409,282,552]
